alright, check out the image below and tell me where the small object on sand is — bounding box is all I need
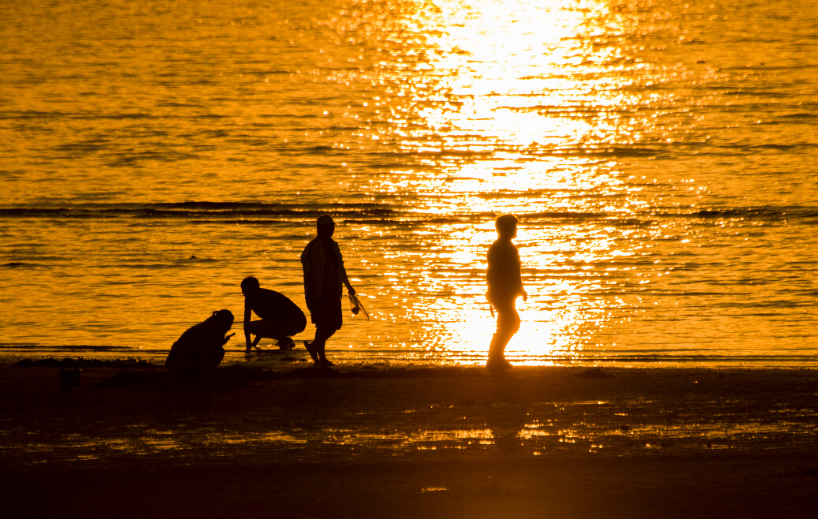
[59,368,82,389]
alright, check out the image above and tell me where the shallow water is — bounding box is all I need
[3,366,817,468]
[2,0,818,366]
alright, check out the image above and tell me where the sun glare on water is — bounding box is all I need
[350,0,646,364]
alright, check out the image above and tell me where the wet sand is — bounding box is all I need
[2,360,817,518]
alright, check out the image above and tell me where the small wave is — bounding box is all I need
[1,262,44,268]
[0,202,404,221]
[780,113,818,119]
[3,203,817,227]
[531,146,663,158]
[175,256,219,264]
[476,189,563,200]
[749,144,798,150]
[0,110,70,119]
[115,263,189,270]
[304,145,338,153]
[13,358,156,368]
[659,206,818,221]
[550,354,818,365]
[0,208,68,216]
[0,344,137,352]
[72,113,155,120]
[689,207,789,220]
[525,211,610,220]
[192,219,295,226]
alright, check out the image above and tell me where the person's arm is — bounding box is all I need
[337,243,355,296]
[340,265,355,295]
[243,300,252,348]
[515,246,527,301]
[302,263,314,303]
[302,242,316,303]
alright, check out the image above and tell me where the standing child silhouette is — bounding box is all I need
[486,214,527,371]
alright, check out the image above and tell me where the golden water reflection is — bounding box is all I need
[2,0,816,363]
[13,417,815,465]
[346,0,657,364]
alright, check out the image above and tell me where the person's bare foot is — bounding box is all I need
[486,358,513,372]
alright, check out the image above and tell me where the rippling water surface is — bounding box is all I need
[1,0,817,366]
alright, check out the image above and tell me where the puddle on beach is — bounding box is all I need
[6,412,818,466]
[320,428,496,449]
[5,392,817,465]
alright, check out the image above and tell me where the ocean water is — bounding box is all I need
[1,0,817,366]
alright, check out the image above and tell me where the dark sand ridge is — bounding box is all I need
[1,360,817,518]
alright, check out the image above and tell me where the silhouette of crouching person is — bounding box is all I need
[166,309,234,387]
[241,276,307,351]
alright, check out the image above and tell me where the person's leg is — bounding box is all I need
[244,320,263,350]
[307,326,332,364]
[315,327,337,366]
[245,320,293,348]
[276,320,304,349]
[307,293,342,366]
[487,299,520,369]
[305,299,321,362]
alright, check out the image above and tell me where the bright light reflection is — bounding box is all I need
[361,0,652,363]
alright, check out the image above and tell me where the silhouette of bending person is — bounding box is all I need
[241,276,307,351]
[301,215,356,367]
[486,215,527,371]
[166,309,234,387]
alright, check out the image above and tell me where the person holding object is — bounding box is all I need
[486,214,527,371]
[165,309,234,387]
[241,276,307,351]
[301,215,356,367]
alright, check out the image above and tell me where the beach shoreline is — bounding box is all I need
[2,360,817,517]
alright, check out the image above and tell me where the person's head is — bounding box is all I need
[495,214,518,240]
[208,309,234,333]
[317,214,335,240]
[241,276,260,296]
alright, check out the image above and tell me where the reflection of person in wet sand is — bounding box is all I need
[301,215,356,367]
[241,276,307,351]
[486,214,527,371]
[166,309,234,386]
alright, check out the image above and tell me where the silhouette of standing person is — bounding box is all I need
[486,214,527,371]
[241,276,307,351]
[166,309,234,387]
[301,215,356,367]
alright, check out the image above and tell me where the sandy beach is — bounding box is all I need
[2,359,817,518]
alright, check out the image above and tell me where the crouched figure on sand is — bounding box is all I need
[241,276,306,351]
[166,309,234,386]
